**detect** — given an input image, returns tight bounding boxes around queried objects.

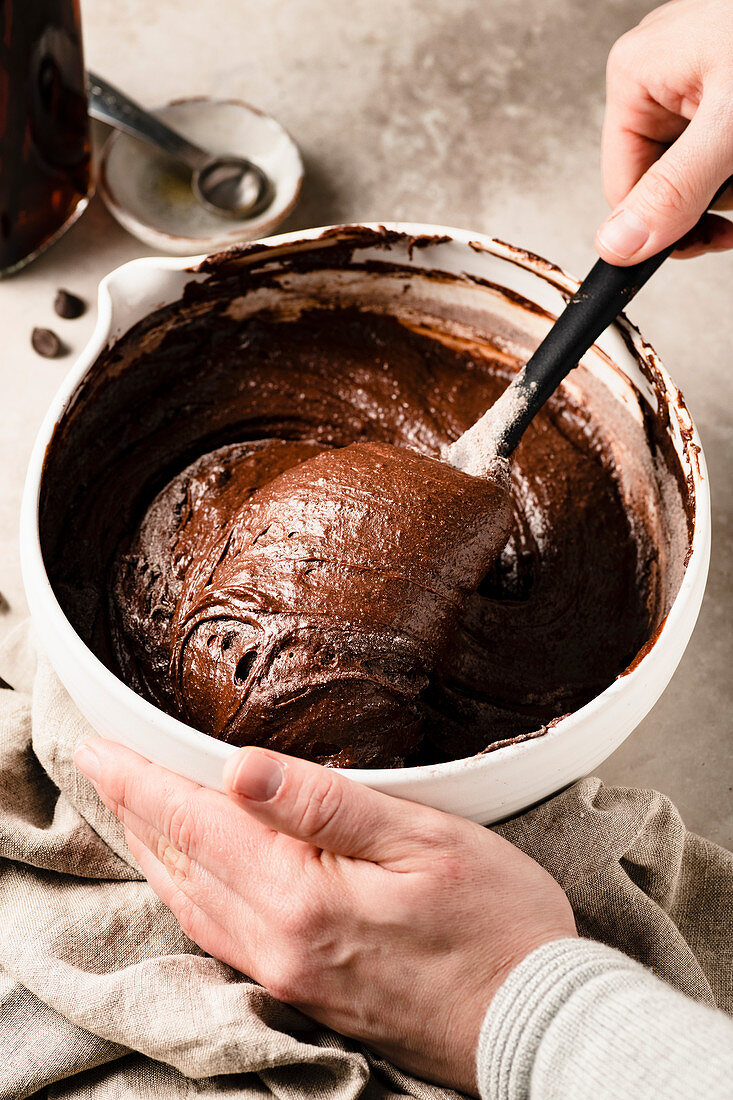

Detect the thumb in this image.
[222,746,432,863]
[596,95,733,265]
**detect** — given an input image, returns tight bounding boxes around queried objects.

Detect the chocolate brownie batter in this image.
[41,280,684,769]
[112,439,511,767]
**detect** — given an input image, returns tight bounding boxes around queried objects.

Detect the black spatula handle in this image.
[493,178,731,459]
[493,249,671,457]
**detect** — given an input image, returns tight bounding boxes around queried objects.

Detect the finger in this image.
[598,89,686,207]
[74,738,285,895]
[124,826,249,969]
[596,94,733,264]
[222,746,446,865]
[95,778,255,937]
[601,31,692,209]
[602,125,666,211]
[126,823,351,1008]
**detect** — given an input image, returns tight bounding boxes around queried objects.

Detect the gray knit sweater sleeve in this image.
[476,938,733,1100]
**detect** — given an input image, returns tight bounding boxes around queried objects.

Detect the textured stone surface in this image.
[0,0,730,843]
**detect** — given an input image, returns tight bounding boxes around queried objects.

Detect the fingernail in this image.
[597,208,649,259]
[232,750,284,801]
[74,743,101,783]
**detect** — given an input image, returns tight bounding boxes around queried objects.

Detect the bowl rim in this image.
[19,221,711,785]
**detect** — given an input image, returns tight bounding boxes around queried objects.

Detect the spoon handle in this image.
[443,245,675,474]
[489,178,732,460]
[87,71,209,171]
[491,247,673,458]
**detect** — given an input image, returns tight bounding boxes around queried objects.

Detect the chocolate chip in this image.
[0,590,8,614]
[54,288,85,319]
[31,327,65,358]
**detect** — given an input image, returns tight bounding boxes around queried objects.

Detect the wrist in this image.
[447,928,580,1096]
[475,938,640,1100]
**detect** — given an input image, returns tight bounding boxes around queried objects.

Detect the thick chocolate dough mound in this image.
[112,440,511,768]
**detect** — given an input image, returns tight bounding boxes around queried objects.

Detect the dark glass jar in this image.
[0,0,92,276]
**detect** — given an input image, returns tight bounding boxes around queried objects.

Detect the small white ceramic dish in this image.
[20,225,711,824]
[97,97,303,254]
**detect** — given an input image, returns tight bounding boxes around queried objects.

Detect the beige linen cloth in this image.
[1,620,731,1100]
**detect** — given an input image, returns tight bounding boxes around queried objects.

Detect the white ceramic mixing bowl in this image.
[20,224,710,823]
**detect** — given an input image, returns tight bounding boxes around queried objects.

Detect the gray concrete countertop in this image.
[1,0,730,845]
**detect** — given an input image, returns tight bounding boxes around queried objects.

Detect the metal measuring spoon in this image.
[87,72,273,220]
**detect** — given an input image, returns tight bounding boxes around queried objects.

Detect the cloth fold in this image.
[0,620,730,1100]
